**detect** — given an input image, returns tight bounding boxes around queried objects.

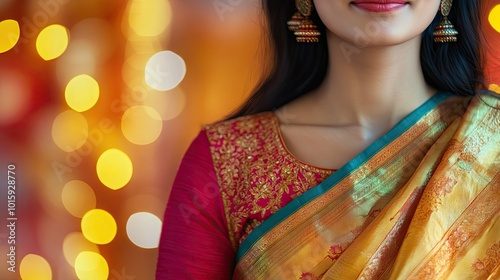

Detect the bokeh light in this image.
[489,5,500,33]
[63,232,100,267]
[56,18,116,86]
[65,74,100,112]
[19,254,52,280]
[122,54,152,89]
[71,18,116,62]
[122,105,163,145]
[56,39,97,86]
[52,110,89,152]
[1,1,498,279]
[126,212,162,249]
[75,251,109,280]
[0,19,20,53]
[127,0,172,36]
[96,149,133,190]
[61,180,97,218]
[36,24,69,61]
[489,84,500,94]
[81,209,117,245]
[144,88,186,121]
[0,70,30,125]
[145,51,186,91]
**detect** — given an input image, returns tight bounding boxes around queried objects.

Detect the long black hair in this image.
[231,0,485,118]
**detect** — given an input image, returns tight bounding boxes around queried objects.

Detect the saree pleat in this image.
[233,93,500,280]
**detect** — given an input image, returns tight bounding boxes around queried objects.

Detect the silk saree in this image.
[226,93,500,279]
[156,92,499,279]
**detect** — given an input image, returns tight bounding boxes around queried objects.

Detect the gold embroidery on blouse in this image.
[205,112,334,251]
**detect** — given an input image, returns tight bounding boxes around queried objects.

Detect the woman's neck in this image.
[304,33,436,136]
[276,33,439,169]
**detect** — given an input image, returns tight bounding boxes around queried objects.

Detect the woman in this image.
[157,0,499,279]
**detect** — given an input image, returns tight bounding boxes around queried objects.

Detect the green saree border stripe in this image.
[236,92,452,261]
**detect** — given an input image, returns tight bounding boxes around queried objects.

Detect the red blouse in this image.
[156,131,235,279]
[156,113,334,279]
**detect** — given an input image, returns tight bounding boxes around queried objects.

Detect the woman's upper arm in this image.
[156,131,235,279]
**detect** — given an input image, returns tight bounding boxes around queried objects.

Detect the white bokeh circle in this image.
[126,212,162,249]
[145,51,186,91]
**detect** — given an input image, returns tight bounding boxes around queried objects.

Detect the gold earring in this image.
[433,0,458,43]
[287,12,304,32]
[287,0,320,43]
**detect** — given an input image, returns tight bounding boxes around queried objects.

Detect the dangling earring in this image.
[433,0,458,43]
[287,12,304,32]
[287,0,320,43]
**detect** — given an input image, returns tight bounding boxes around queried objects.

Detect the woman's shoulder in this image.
[204,111,278,144]
[204,112,276,134]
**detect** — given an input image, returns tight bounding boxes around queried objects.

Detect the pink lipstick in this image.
[351,0,408,12]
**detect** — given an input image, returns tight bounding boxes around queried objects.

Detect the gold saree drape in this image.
[234,94,500,280]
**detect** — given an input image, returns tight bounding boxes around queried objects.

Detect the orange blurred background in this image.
[0,0,498,279]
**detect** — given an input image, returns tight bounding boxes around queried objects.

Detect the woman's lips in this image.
[351,1,408,12]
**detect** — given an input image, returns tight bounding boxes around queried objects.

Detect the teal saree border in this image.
[236,92,452,261]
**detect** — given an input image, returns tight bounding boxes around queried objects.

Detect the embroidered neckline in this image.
[205,112,334,251]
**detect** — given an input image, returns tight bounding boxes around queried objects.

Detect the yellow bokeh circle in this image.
[96,149,133,190]
[128,0,172,36]
[122,105,163,145]
[19,254,52,280]
[61,180,97,218]
[144,88,186,121]
[0,19,20,53]
[63,232,100,267]
[75,251,109,280]
[489,84,500,95]
[65,74,100,112]
[489,5,500,33]
[52,110,88,152]
[36,24,69,61]
[81,209,117,245]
